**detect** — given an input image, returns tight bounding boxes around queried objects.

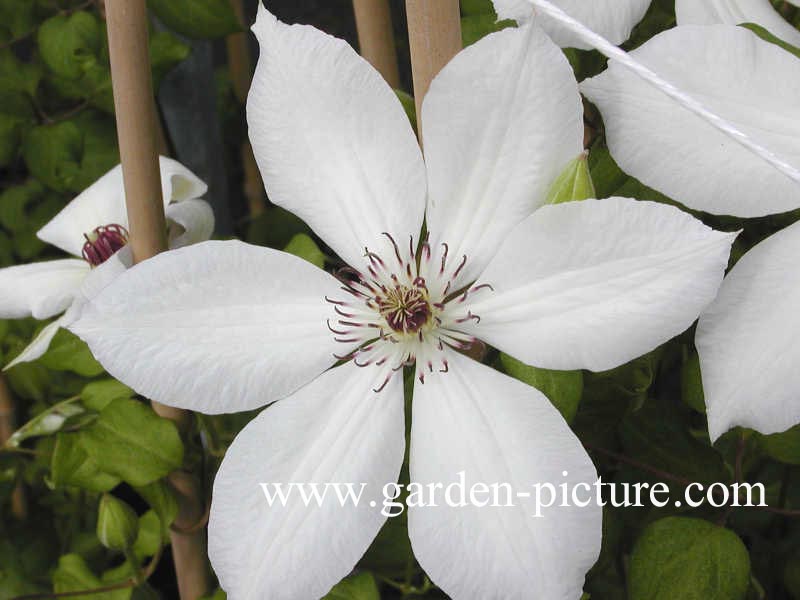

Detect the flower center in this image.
[326,233,493,391]
[82,224,129,267]
[377,283,432,334]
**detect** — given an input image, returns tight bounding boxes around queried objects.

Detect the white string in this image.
[526,0,800,186]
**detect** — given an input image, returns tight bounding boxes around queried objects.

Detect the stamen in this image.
[81,224,129,267]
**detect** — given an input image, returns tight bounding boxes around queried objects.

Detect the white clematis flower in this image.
[582,24,800,218]
[71,9,735,600]
[675,0,800,47]
[0,156,211,369]
[492,0,652,49]
[578,16,800,441]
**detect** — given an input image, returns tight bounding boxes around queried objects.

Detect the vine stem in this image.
[104,2,209,598]
[404,0,462,142]
[353,0,401,88]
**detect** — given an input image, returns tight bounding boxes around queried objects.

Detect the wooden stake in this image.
[353,0,401,88]
[226,0,266,217]
[0,375,26,520]
[105,2,209,598]
[405,0,462,139]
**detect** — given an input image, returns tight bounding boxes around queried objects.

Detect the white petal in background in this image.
[676,0,800,47]
[248,6,426,271]
[210,362,405,600]
[463,198,735,372]
[492,0,652,49]
[697,220,800,441]
[409,351,600,600]
[582,25,800,218]
[0,259,88,320]
[165,198,215,249]
[70,240,344,414]
[37,157,207,257]
[422,24,582,290]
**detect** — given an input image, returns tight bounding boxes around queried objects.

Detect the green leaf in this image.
[546,152,596,204]
[38,12,102,80]
[629,517,750,600]
[4,359,50,401]
[150,31,191,88]
[461,0,496,15]
[148,0,241,39]
[0,0,37,41]
[740,23,800,60]
[681,352,705,413]
[82,398,184,486]
[0,49,42,97]
[70,110,120,191]
[588,147,629,199]
[758,424,800,465]
[134,480,179,532]
[0,180,44,232]
[324,572,380,600]
[395,89,417,134]
[7,397,86,447]
[22,121,83,192]
[500,353,583,423]
[51,432,120,492]
[53,553,130,600]
[461,14,514,47]
[132,510,164,559]
[39,329,104,377]
[81,379,135,412]
[0,91,34,167]
[284,233,326,269]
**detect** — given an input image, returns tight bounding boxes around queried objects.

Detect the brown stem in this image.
[353,0,401,88]
[0,375,26,520]
[226,0,266,217]
[405,0,462,142]
[105,2,209,598]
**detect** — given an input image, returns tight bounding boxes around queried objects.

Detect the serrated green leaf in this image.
[51,432,120,492]
[38,12,102,80]
[22,121,83,192]
[500,353,583,423]
[284,233,326,269]
[82,398,183,486]
[324,572,380,600]
[148,0,241,39]
[629,517,750,600]
[39,329,104,377]
[546,152,596,204]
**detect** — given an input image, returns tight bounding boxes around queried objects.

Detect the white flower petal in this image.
[462,198,735,372]
[493,0,652,49]
[248,6,426,270]
[676,0,800,47]
[210,362,405,600]
[70,240,344,414]
[37,157,207,256]
[422,24,582,287]
[697,220,800,441]
[0,259,88,319]
[165,198,215,249]
[4,313,69,370]
[409,350,600,600]
[581,25,800,218]
[78,246,133,304]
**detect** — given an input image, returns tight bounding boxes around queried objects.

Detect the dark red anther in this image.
[81,224,129,267]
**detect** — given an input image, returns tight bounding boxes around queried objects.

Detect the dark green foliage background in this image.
[2,1,800,599]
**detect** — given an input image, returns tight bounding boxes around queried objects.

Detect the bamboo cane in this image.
[353,0,401,88]
[105,2,209,598]
[405,0,462,140]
